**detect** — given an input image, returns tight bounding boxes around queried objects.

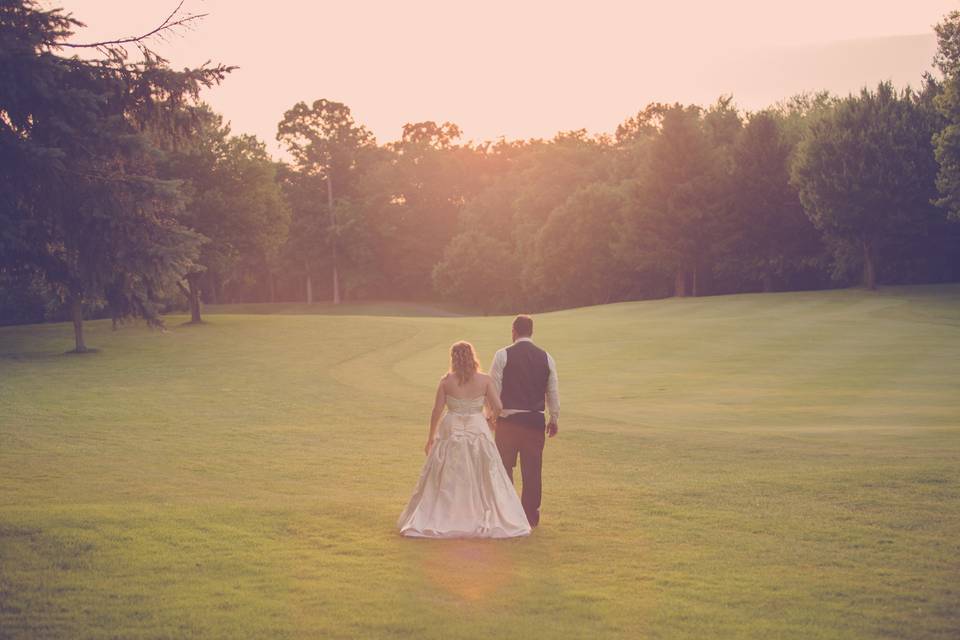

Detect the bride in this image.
[397,341,532,538]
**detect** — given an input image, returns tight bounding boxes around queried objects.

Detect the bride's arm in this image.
[425,379,446,455]
[484,376,503,430]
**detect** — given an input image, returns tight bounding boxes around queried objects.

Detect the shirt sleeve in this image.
[489,349,506,398]
[546,352,560,422]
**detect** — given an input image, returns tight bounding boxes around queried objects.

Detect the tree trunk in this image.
[691,263,699,297]
[187,276,202,323]
[328,175,341,305]
[674,268,687,297]
[762,273,774,293]
[332,264,340,304]
[763,245,775,293]
[862,238,877,290]
[306,271,314,304]
[69,292,87,353]
[268,271,276,303]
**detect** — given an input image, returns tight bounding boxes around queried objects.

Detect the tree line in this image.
[3,1,960,351]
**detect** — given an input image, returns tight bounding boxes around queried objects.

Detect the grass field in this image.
[1,285,959,639]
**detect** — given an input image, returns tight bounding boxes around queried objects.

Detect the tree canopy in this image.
[3,2,960,336]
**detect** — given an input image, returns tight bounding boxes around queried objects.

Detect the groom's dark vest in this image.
[501,340,550,428]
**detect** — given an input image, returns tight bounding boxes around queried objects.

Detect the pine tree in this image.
[0,1,230,351]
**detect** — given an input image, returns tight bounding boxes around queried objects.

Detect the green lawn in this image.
[1,285,959,639]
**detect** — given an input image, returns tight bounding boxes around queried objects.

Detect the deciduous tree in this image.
[276,99,375,303]
[791,83,942,290]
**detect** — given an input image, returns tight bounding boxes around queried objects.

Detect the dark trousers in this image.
[495,415,546,527]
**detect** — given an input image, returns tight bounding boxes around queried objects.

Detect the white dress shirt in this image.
[489,337,560,423]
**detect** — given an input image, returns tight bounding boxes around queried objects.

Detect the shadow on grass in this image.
[201,301,473,318]
[177,320,210,328]
[63,347,101,355]
[0,350,67,361]
[0,347,103,360]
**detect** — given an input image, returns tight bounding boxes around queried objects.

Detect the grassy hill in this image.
[1,285,958,639]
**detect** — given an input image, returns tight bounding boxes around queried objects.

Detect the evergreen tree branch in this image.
[51,1,207,50]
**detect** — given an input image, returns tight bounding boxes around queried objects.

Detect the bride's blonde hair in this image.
[449,341,480,385]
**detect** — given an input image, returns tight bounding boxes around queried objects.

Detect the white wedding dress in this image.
[397,395,532,538]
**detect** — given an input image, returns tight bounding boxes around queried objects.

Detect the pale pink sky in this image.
[53,1,953,156]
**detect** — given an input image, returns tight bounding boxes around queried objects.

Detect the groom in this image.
[488,315,560,528]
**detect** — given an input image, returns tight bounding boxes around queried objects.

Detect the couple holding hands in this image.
[398,314,560,538]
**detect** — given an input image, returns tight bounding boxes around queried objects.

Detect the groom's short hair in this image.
[513,314,533,337]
